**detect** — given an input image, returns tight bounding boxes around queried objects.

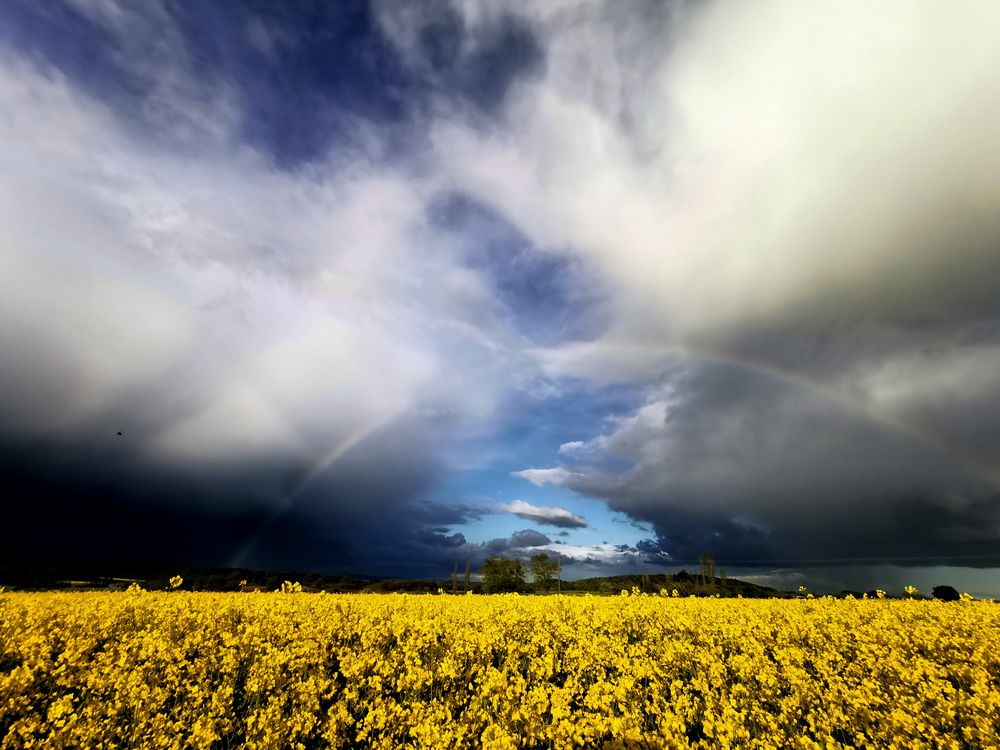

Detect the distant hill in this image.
[561,570,789,598]
[0,562,385,593]
[1,562,788,596]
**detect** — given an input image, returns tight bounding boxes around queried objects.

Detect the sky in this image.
[2,0,1000,595]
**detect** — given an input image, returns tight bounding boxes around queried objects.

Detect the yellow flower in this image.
[4,580,998,748]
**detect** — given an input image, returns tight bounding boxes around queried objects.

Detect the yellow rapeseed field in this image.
[1,590,998,749]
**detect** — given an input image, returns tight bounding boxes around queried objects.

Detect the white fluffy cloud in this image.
[431,1,1000,345]
[425,1,1000,438]
[0,49,529,482]
[512,468,574,488]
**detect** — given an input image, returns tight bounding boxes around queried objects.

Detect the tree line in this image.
[480,553,561,593]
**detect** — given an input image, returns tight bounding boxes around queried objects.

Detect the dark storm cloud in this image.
[0,413,566,580]
[0,432,288,570]
[406,502,492,532]
[484,529,552,553]
[5,0,1000,585]
[527,361,1000,567]
[0,414,451,572]
[414,528,467,549]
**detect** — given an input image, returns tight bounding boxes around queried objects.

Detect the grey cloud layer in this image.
[418,1,1000,563]
[499,499,587,528]
[524,363,1000,564]
[4,0,1000,574]
[0,29,554,458]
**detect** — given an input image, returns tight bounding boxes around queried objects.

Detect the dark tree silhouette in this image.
[932,585,960,602]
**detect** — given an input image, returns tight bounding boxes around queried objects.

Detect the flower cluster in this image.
[1,592,997,748]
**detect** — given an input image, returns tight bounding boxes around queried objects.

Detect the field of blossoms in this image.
[2,590,999,749]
